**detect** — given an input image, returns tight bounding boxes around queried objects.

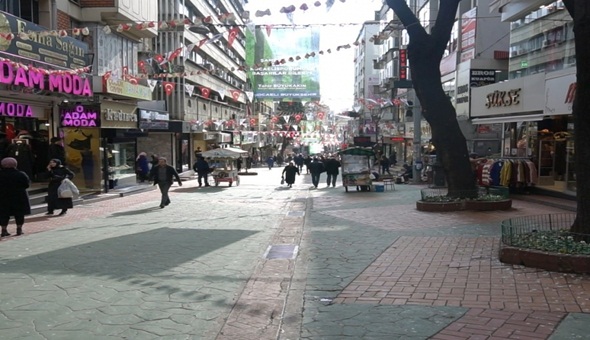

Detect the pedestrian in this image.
[48,137,66,165]
[0,157,30,237]
[149,157,182,208]
[304,155,312,174]
[266,156,275,170]
[46,159,75,216]
[281,161,299,188]
[294,154,304,172]
[193,156,211,187]
[389,151,397,166]
[135,152,150,183]
[324,155,341,187]
[308,157,325,188]
[237,156,243,172]
[150,154,159,169]
[380,155,391,175]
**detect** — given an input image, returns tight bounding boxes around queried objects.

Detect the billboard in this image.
[246,26,320,99]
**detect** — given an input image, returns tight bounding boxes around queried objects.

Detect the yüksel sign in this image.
[0,10,89,69]
[0,61,93,96]
[97,77,153,101]
[0,101,45,118]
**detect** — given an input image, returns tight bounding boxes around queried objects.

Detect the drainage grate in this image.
[264,244,299,259]
[286,211,305,217]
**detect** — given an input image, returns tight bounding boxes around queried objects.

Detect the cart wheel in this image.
[345,186,349,192]
[229,181,232,187]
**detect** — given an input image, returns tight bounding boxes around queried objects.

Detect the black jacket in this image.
[149,165,182,185]
[324,159,341,175]
[308,161,325,174]
[0,168,30,216]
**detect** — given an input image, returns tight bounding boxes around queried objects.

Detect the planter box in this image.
[465,199,512,211]
[416,199,512,212]
[500,244,590,274]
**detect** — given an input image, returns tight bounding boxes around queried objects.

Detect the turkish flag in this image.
[162,81,175,96]
[229,89,241,101]
[200,86,211,99]
[167,47,183,62]
[227,27,239,48]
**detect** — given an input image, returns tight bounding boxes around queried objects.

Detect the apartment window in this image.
[1,0,39,24]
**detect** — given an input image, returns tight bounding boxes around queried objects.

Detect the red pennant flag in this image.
[167,47,183,62]
[197,38,208,48]
[265,25,273,36]
[227,27,240,48]
[154,54,165,64]
[229,89,241,101]
[200,86,211,99]
[162,81,175,96]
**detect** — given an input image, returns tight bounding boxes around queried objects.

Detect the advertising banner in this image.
[61,128,101,190]
[246,26,320,99]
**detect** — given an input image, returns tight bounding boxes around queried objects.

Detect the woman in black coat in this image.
[282,162,300,188]
[46,159,75,216]
[0,157,30,237]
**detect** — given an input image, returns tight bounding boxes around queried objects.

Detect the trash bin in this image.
[375,184,384,192]
[432,163,445,187]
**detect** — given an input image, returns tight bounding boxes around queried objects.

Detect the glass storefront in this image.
[104,140,137,188]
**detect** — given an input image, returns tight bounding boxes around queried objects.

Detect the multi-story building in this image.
[146,0,249,172]
[471,0,575,195]
[0,0,157,192]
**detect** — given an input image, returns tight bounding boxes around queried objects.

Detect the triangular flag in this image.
[229,89,241,101]
[214,120,224,127]
[265,25,273,37]
[162,81,175,96]
[184,84,195,95]
[167,47,183,62]
[200,86,211,99]
[326,0,335,11]
[245,91,254,102]
[227,27,240,48]
[185,44,195,55]
[239,119,246,126]
[353,104,362,112]
[197,38,208,48]
[147,79,158,91]
[217,87,226,100]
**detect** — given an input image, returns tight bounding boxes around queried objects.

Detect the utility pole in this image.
[412,103,422,184]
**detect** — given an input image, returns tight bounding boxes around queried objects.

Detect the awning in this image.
[471,114,546,124]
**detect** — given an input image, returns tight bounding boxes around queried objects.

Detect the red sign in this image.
[399,49,407,80]
[390,137,404,142]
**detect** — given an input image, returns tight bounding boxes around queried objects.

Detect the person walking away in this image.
[150,157,182,208]
[46,159,74,216]
[308,157,325,188]
[135,152,150,183]
[0,157,30,237]
[389,151,397,167]
[150,154,159,169]
[304,155,312,174]
[48,137,66,165]
[281,161,299,188]
[380,155,391,175]
[193,156,211,187]
[294,154,304,172]
[266,156,275,170]
[237,156,243,172]
[324,155,341,187]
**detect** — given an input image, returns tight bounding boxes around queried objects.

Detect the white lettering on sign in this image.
[104,109,138,122]
[485,89,521,108]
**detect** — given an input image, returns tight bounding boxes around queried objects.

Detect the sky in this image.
[244,0,383,113]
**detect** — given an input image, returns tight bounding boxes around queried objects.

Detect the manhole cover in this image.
[264,244,298,259]
[287,211,305,217]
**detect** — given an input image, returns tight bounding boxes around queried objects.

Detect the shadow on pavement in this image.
[107,207,162,217]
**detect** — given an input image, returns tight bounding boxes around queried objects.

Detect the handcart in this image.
[200,147,248,187]
[337,147,375,192]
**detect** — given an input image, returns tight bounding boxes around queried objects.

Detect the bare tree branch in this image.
[431,0,463,56]
[385,0,428,39]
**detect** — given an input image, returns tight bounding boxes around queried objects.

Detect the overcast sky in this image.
[244,0,383,113]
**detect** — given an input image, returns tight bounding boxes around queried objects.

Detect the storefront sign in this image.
[0,61,92,96]
[139,109,169,121]
[61,105,100,127]
[399,49,407,80]
[103,109,137,122]
[100,78,152,100]
[139,121,169,130]
[100,102,138,129]
[485,88,521,108]
[0,11,89,69]
[0,101,43,118]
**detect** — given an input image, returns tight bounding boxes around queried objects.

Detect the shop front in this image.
[0,10,93,182]
[471,72,574,194]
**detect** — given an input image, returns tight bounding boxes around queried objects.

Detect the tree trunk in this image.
[564,0,590,234]
[387,0,477,198]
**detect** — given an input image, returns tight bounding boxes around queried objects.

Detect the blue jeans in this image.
[311,173,321,187]
[157,182,172,206]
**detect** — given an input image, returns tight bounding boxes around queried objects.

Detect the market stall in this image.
[200,147,248,187]
[337,147,375,192]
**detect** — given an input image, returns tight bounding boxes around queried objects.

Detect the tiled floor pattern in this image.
[333,236,590,339]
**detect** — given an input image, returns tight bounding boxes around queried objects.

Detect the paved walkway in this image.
[0,168,588,339]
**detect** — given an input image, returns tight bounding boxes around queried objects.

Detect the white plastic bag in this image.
[58,178,79,198]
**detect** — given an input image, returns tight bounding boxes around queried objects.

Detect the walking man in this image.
[324,155,341,187]
[308,157,325,188]
[149,157,182,208]
[193,156,211,187]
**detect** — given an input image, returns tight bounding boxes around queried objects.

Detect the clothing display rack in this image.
[475,157,538,188]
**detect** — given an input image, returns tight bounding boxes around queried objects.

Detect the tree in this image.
[562,1,590,233]
[386,0,477,197]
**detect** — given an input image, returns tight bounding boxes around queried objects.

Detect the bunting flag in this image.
[167,47,184,62]
[147,79,158,92]
[214,120,224,128]
[154,54,165,65]
[227,26,240,48]
[245,91,254,102]
[265,25,273,37]
[197,38,208,48]
[217,87,226,100]
[200,86,211,99]
[184,84,195,95]
[229,89,241,101]
[162,81,175,96]
[239,119,246,126]
[326,0,335,11]
[185,43,196,55]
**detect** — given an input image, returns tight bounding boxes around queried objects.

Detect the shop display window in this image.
[106,142,136,182]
